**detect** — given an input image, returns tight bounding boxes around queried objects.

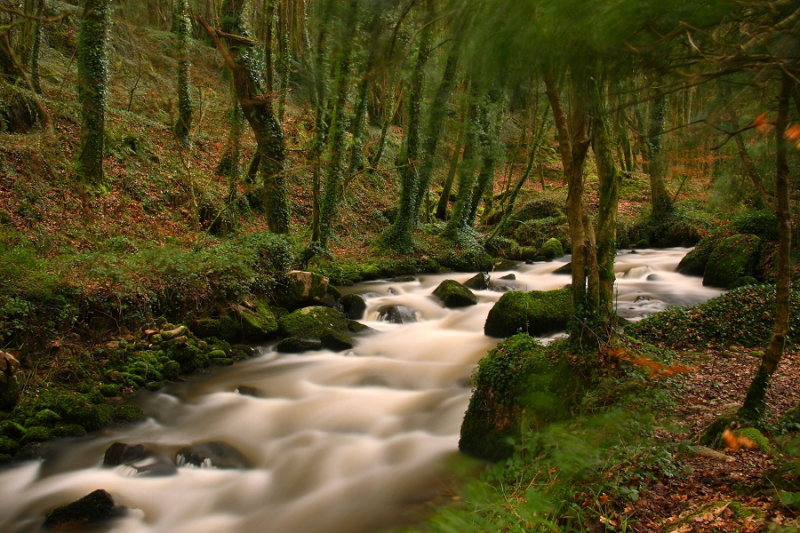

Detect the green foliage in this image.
[629,284,798,349]
[733,210,778,241]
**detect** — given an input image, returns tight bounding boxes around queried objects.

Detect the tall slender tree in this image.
[76,0,111,187]
[173,0,193,147]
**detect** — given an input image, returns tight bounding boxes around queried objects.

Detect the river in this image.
[0,248,722,533]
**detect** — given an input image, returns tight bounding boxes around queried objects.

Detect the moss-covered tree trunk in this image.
[467,93,502,227]
[201,0,290,234]
[77,0,111,188]
[591,77,621,323]
[444,93,480,241]
[173,0,193,147]
[384,0,434,251]
[545,73,592,338]
[739,73,794,424]
[412,33,462,224]
[317,0,359,251]
[644,88,673,220]
[435,111,467,221]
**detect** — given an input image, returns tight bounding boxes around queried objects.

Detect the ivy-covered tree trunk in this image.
[467,94,502,227]
[30,0,45,94]
[77,0,111,188]
[435,117,466,221]
[644,88,673,220]
[384,0,434,252]
[201,0,290,233]
[739,73,794,424]
[591,77,622,323]
[317,0,359,251]
[444,94,480,241]
[173,0,193,147]
[411,33,462,224]
[545,73,592,340]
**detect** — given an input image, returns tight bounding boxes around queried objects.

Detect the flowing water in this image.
[0,248,722,533]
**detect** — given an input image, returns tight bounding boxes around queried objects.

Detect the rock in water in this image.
[463,273,490,291]
[340,294,367,320]
[377,305,418,324]
[176,441,251,469]
[432,280,478,308]
[484,289,572,338]
[43,489,119,529]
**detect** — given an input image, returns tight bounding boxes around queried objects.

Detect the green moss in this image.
[23,425,52,443]
[432,280,478,308]
[484,289,572,338]
[279,306,350,339]
[539,238,564,260]
[735,427,775,455]
[52,424,87,438]
[113,404,144,423]
[0,435,19,454]
[33,409,61,426]
[459,334,570,461]
[703,234,761,288]
[677,233,723,277]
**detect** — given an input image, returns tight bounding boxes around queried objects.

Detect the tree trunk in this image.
[645,88,673,220]
[435,116,466,221]
[317,0,360,250]
[385,0,434,252]
[545,73,592,338]
[444,93,480,241]
[77,0,111,188]
[739,73,794,424]
[201,0,290,233]
[591,77,621,323]
[173,0,193,147]
[411,30,462,224]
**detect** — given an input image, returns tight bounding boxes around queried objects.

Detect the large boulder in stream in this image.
[464,273,490,291]
[43,489,121,529]
[433,280,478,308]
[703,234,761,289]
[484,289,572,338]
[677,235,722,277]
[278,306,365,352]
[460,335,570,462]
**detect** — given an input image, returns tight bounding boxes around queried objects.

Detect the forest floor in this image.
[622,347,800,532]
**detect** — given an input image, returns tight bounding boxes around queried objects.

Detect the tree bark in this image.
[173,0,193,147]
[77,0,110,188]
[739,73,794,424]
[200,0,290,233]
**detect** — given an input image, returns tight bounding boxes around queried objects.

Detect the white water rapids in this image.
[0,249,722,533]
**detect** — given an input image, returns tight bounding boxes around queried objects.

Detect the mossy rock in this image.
[34,409,62,426]
[113,404,144,423]
[484,289,572,338]
[459,335,568,462]
[276,337,324,353]
[464,273,490,291]
[43,489,119,529]
[279,306,349,338]
[278,307,357,352]
[0,435,19,454]
[234,301,279,341]
[340,294,367,320]
[703,234,761,288]
[432,280,478,308]
[275,271,331,310]
[52,424,87,438]
[0,420,25,439]
[22,426,51,443]
[677,234,723,277]
[539,238,564,260]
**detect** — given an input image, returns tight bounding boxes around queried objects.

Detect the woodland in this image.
[0,0,800,531]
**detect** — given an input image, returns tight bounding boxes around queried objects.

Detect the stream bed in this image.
[0,249,723,533]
